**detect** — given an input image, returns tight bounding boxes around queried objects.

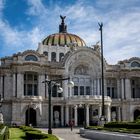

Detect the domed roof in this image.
[42,33,86,47]
[42,16,86,47]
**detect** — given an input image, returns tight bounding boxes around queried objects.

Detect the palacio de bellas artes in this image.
[0,16,140,127]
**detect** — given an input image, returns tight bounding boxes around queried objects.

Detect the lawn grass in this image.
[9,128,26,140]
[9,127,59,140]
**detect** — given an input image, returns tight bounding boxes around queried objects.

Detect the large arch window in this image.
[51,52,56,62]
[24,73,38,96]
[131,61,140,67]
[59,53,64,61]
[25,55,38,61]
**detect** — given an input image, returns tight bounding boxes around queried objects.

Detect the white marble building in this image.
[0,16,140,127]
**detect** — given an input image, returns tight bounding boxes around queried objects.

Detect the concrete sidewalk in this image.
[40,128,90,140]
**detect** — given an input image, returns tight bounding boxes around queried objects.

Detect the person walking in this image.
[69,120,74,131]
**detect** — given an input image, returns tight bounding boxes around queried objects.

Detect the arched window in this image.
[131,61,140,67]
[24,73,38,96]
[43,51,48,56]
[51,52,56,62]
[59,53,64,61]
[25,55,38,61]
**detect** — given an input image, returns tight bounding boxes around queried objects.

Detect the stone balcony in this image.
[21,95,43,101]
[65,95,112,104]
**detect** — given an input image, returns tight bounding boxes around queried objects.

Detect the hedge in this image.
[20,126,50,139]
[19,126,41,133]
[26,131,48,139]
[104,122,140,129]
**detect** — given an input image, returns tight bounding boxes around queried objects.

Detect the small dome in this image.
[42,15,86,47]
[42,33,86,47]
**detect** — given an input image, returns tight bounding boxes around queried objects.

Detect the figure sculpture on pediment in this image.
[74,65,88,75]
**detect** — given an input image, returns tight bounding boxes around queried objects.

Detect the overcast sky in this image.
[0,0,140,64]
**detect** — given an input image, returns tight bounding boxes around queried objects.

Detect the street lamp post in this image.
[42,77,74,134]
[98,22,105,120]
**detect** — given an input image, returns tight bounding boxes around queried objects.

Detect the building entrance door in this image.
[134,109,140,120]
[78,108,84,126]
[26,108,37,126]
[53,106,61,127]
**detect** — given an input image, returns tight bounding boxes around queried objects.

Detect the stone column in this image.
[121,79,124,99]
[74,105,78,126]
[117,106,121,121]
[91,79,94,95]
[125,79,131,99]
[94,79,97,95]
[38,74,45,97]
[12,74,16,97]
[48,51,51,61]
[61,105,64,126]
[107,105,111,122]
[63,81,68,98]
[86,105,89,126]
[97,79,100,95]
[98,105,102,118]
[17,73,24,98]
[104,79,107,96]
[56,51,59,62]
[65,105,69,125]
[117,79,121,98]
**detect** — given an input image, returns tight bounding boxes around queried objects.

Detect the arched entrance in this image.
[25,108,37,126]
[78,108,85,126]
[134,109,140,120]
[53,106,61,127]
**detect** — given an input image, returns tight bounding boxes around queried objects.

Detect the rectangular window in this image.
[27,84,32,95]
[24,84,26,95]
[24,73,38,96]
[34,75,38,81]
[74,86,78,95]
[132,88,135,98]
[112,87,115,98]
[34,84,38,96]
[27,74,33,81]
[86,86,90,95]
[107,87,110,96]
[52,85,57,97]
[80,86,84,95]
[132,80,135,85]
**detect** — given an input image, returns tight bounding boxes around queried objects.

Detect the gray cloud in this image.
[0,0,140,64]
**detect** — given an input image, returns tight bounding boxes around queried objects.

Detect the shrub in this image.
[104,122,140,129]
[104,122,128,128]
[19,125,41,133]
[26,131,48,139]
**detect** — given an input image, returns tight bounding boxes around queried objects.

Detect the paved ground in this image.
[40,128,91,140]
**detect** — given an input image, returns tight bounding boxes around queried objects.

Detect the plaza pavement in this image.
[39,128,91,140]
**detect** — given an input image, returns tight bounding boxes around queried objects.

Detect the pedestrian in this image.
[69,120,73,131]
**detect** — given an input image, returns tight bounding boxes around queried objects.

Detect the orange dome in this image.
[42,33,86,47]
[42,15,86,47]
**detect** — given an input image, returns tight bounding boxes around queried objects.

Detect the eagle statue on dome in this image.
[60,15,66,23]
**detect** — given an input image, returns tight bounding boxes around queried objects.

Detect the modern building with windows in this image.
[0,16,140,127]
